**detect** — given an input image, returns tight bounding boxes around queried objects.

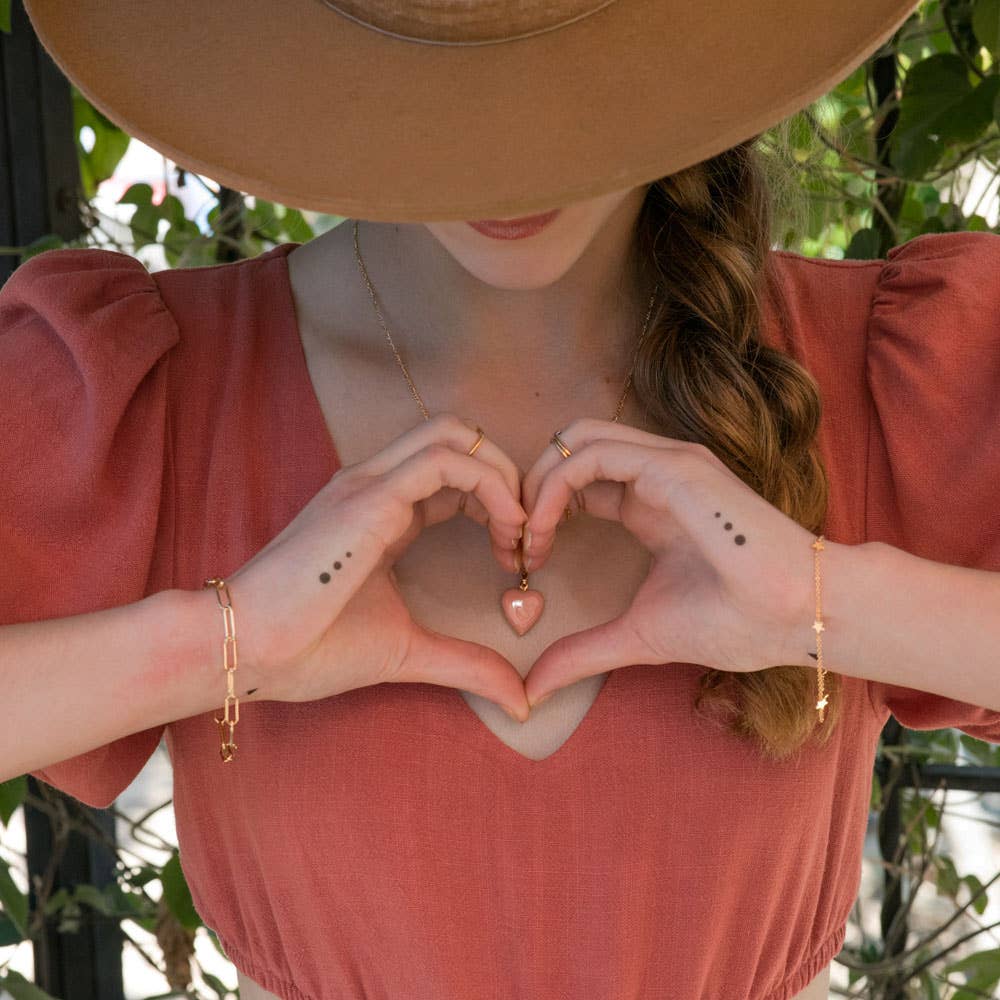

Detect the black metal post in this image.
[24,779,125,1000]
[0,0,84,285]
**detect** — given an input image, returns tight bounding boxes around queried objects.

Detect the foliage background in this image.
[3,0,1000,997]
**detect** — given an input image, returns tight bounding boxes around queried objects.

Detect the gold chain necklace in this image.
[351,218,660,635]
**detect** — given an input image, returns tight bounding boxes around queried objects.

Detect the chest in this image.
[296,304,660,760]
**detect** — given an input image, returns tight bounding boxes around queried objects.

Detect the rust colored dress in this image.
[4,231,1000,1000]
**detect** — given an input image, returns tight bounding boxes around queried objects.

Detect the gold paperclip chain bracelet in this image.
[203,577,240,761]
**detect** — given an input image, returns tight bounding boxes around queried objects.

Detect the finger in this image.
[521,417,683,515]
[354,412,523,506]
[524,440,670,557]
[492,534,522,576]
[523,614,650,708]
[439,490,523,574]
[397,622,530,722]
[378,442,528,550]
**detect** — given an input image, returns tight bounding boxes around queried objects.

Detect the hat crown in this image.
[317,0,618,44]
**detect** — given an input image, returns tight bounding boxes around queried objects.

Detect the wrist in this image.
[150,586,270,720]
[779,538,884,673]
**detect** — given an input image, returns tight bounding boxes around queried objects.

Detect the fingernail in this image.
[524,526,533,550]
[502,706,527,724]
[530,691,554,709]
[524,555,533,572]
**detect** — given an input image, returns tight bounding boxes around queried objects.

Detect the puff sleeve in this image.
[0,247,180,807]
[865,231,1000,742]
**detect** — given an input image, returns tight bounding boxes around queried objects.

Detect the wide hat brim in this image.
[25,0,920,223]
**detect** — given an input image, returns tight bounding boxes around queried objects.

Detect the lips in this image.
[466,209,561,240]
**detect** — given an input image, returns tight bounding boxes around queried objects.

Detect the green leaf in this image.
[246,199,285,241]
[917,967,942,1000]
[122,863,161,889]
[160,852,201,931]
[73,883,115,917]
[835,63,868,102]
[845,227,881,259]
[935,854,960,898]
[870,771,882,812]
[201,971,231,999]
[836,106,873,163]
[130,205,164,250]
[943,946,1000,993]
[0,775,26,826]
[118,182,155,207]
[920,215,947,234]
[55,898,82,935]
[19,234,67,262]
[962,873,989,916]
[311,213,348,236]
[0,857,28,937]
[0,970,60,1000]
[0,910,24,946]
[42,887,71,916]
[0,0,11,34]
[132,913,158,935]
[281,207,315,244]
[972,0,1000,57]
[891,53,995,177]
[159,194,188,229]
[162,217,203,267]
[914,183,941,217]
[73,91,131,198]
[960,732,1000,765]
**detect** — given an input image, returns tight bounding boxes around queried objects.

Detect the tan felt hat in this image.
[24,0,921,223]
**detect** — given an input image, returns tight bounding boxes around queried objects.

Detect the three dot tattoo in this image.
[242,550,356,697]
[714,511,745,545]
[319,550,353,584]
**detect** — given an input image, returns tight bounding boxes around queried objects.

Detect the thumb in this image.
[524,615,645,708]
[396,623,530,723]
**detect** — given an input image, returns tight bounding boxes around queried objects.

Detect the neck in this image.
[349,188,657,390]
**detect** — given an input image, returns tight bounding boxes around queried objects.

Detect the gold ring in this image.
[467,426,486,456]
[551,430,572,459]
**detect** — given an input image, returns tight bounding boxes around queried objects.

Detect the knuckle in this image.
[422,441,453,464]
[691,440,726,471]
[432,412,471,439]
[559,415,589,438]
[429,412,456,431]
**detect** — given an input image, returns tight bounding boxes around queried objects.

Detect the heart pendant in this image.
[501,586,545,636]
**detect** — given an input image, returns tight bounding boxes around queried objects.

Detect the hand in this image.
[226,414,532,721]
[518,418,817,708]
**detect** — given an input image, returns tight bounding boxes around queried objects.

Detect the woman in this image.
[5,1,1000,998]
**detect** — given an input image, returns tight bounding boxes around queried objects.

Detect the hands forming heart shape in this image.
[234,411,834,723]
[492,415,825,713]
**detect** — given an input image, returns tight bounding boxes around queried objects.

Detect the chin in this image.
[432,226,585,291]
[459,256,580,291]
